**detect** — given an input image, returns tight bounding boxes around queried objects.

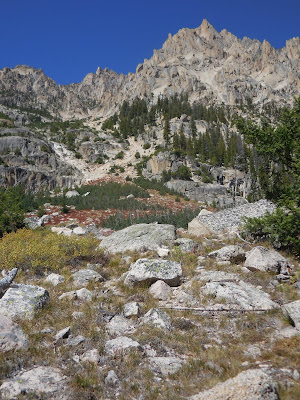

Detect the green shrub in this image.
[95,156,104,164]
[173,165,192,180]
[242,205,300,254]
[114,151,124,160]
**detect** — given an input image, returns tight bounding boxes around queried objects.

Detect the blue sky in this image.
[0,0,299,85]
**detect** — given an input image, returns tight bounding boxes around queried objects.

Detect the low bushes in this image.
[0,229,102,275]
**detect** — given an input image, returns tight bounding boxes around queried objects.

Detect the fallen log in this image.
[160,306,268,312]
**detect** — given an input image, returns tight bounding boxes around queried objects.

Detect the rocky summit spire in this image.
[198,19,220,40]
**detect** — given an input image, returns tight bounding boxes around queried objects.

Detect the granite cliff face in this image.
[0,20,299,119]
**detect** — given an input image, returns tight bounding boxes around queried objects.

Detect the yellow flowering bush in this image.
[0,228,102,274]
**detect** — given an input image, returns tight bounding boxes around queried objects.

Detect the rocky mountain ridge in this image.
[0,19,299,120]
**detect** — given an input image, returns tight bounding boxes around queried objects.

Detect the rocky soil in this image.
[0,203,299,399]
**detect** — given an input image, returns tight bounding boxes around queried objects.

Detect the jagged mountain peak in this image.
[0,21,299,119]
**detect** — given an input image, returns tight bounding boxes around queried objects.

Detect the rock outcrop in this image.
[99,223,176,254]
[189,368,279,400]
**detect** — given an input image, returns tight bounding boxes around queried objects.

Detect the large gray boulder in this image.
[208,245,246,263]
[0,366,68,400]
[282,300,300,329]
[0,284,49,319]
[244,246,291,274]
[203,280,278,310]
[124,258,182,287]
[189,200,276,235]
[0,314,28,352]
[99,223,176,254]
[189,368,279,400]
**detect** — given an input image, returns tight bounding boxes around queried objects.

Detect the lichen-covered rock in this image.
[98,223,176,254]
[0,366,68,400]
[124,258,182,287]
[141,308,171,330]
[282,300,300,329]
[190,200,276,234]
[174,238,198,253]
[0,314,28,352]
[203,280,278,310]
[189,368,279,400]
[0,284,49,319]
[244,246,291,274]
[208,245,246,263]
[105,336,143,355]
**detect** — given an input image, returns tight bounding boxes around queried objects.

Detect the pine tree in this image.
[163,115,171,146]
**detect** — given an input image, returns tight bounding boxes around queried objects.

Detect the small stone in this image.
[81,349,100,363]
[72,269,104,287]
[65,190,80,198]
[45,273,65,286]
[66,335,85,346]
[72,311,85,319]
[106,315,135,336]
[148,356,184,375]
[41,328,53,334]
[105,370,119,387]
[123,302,141,317]
[149,280,172,300]
[293,369,300,381]
[105,336,142,355]
[76,288,93,302]
[87,263,102,272]
[157,247,170,257]
[141,308,171,330]
[174,238,198,253]
[54,326,71,343]
[59,291,77,300]
[73,226,86,235]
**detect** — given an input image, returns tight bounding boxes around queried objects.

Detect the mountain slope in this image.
[0,20,299,120]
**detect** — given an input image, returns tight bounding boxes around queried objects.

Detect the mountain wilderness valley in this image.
[0,19,299,400]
